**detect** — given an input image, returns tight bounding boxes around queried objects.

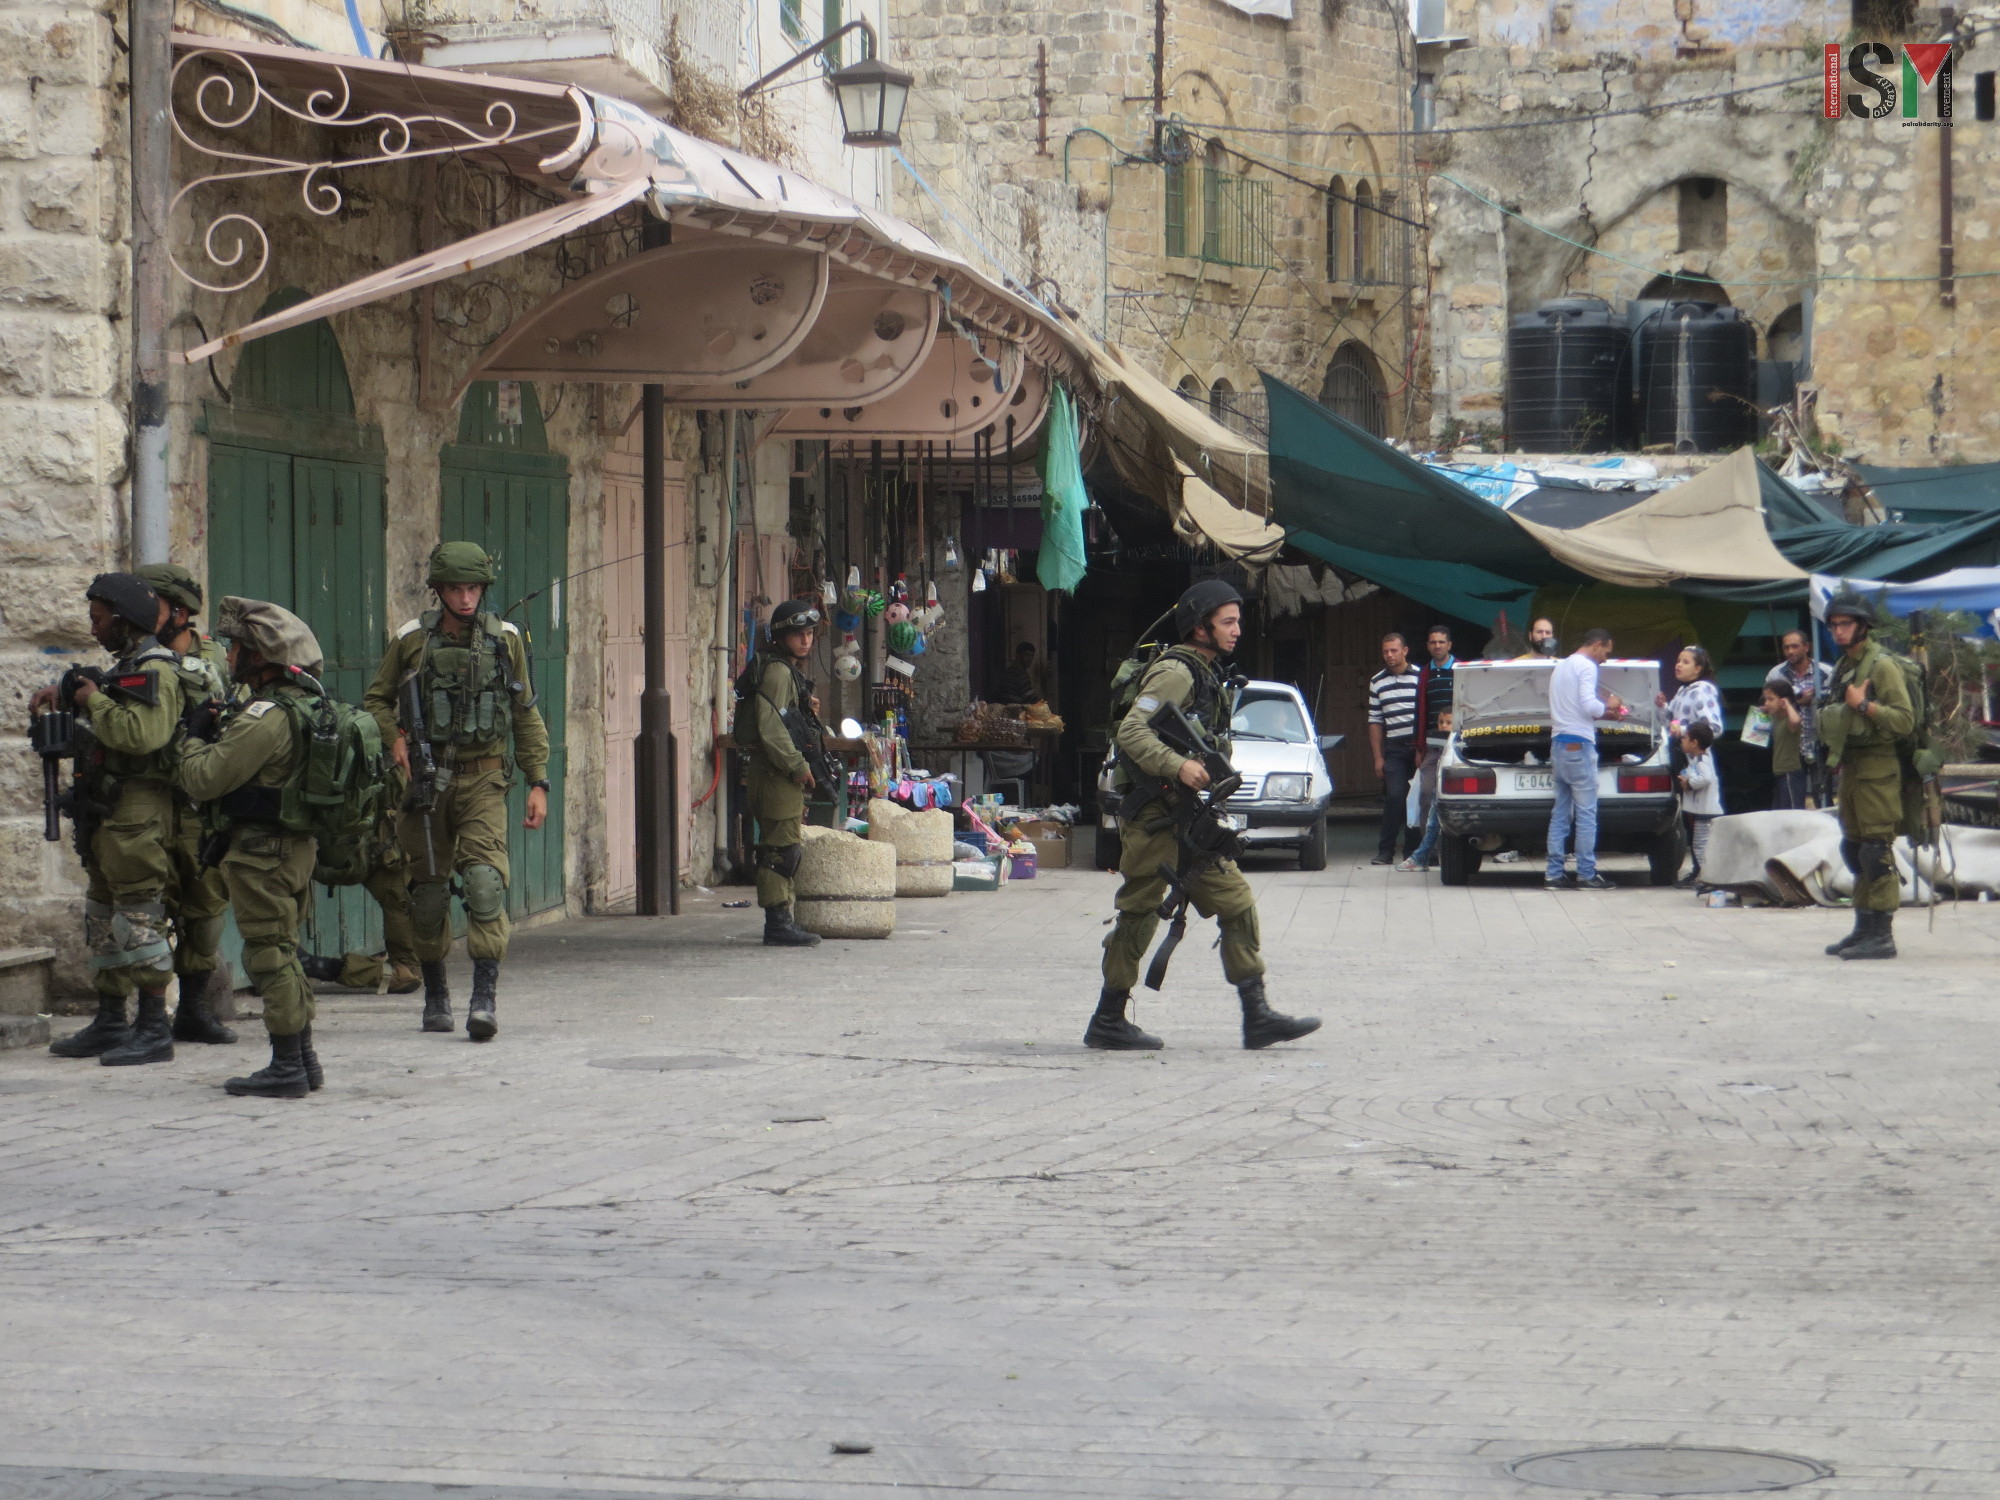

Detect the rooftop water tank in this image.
[1506,297,1624,453]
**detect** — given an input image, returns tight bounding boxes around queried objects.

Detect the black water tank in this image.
[1507,297,1624,452]
[1636,301,1756,453]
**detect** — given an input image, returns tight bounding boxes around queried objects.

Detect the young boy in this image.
[1677,720,1723,888]
[1398,709,1454,872]
[1762,679,1807,810]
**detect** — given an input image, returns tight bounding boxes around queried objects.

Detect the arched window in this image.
[1177,374,1204,404]
[1768,303,1807,368]
[1320,340,1387,437]
[1201,138,1228,262]
[1210,377,1235,426]
[1326,176,1347,281]
[1637,269,1731,306]
[1351,180,1376,284]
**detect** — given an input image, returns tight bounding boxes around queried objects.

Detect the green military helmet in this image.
[215,595,324,672]
[86,572,165,635]
[136,562,203,613]
[427,540,499,587]
[1824,594,1879,630]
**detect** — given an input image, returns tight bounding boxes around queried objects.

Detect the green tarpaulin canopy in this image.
[1855,461,2000,525]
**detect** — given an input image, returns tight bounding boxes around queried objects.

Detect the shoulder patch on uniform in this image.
[1134,695,1161,714]
[395,618,422,639]
[243,700,276,718]
[499,619,521,635]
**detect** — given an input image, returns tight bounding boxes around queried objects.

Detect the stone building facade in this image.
[1425,0,2000,464]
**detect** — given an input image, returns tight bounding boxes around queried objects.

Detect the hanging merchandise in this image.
[863,589,887,618]
[971,568,987,593]
[833,631,863,681]
[944,535,961,571]
[888,620,920,654]
[1038,384,1090,594]
[821,578,838,607]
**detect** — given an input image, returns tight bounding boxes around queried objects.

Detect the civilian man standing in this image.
[1766,629,1829,804]
[1367,633,1421,865]
[1546,628,1624,891]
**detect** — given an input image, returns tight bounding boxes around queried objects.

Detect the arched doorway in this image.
[205,287,388,955]
[439,380,571,920]
[1637,269,1732,306]
[1321,341,1388,437]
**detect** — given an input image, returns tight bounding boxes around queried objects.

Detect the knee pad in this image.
[1858,839,1897,885]
[409,879,453,935]
[96,901,173,975]
[756,844,803,880]
[84,899,115,956]
[242,939,296,982]
[1220,906,1260,951]
[461,863,508,922]
[1839,838,1861,875]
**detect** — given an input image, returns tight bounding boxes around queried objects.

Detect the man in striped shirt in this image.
[1368,633,1422,864]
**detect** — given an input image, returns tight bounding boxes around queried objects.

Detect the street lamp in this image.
[741,19,915,150]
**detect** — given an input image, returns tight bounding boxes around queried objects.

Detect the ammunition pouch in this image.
[219,783,286,825]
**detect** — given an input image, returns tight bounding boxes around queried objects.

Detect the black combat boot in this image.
[466,959,499,1042]
[1083,987,1162,1050]
[297,1023,324,1091]
[223,1033,310,1099]
[420,960,453,1033]
[1238,978,1321,1050]
[300,954,346,982]
[1825,906,1869,955]
[48,995,130,1058]
[1841,909,1898,960]
[100,990,176,1067]
[171,971,238,1045]
[763,903,821,947]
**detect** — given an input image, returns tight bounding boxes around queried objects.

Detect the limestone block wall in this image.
[0,0,126,981]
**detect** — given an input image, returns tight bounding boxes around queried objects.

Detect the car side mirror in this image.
[1317,734,1344,753]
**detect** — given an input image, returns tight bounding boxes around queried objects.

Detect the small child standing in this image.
[1761,679,1807,809]
[1677,720,1724,888]
[1399,709,1454,872]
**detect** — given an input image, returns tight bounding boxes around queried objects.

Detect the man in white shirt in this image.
[1546,628,1625,891]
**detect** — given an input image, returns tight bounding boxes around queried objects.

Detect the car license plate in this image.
[1517,771,1554,792]
[1220,813,1248,831]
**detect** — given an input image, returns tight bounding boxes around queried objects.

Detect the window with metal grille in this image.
[1164,162,1188,258]
[1164,152,1272,268]
[1325,176,1346,281]
[1321,340,1388,438]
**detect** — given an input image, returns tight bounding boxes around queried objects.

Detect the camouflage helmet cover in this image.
[427,540,499,586]
[136,562,203,612]
[215,595,324,671]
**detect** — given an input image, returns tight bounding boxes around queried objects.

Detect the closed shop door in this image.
[439,381,570,919]
[203,292,387,957]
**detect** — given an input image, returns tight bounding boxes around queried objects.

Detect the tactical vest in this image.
[416,611,520,749]
[83,639,188,789]
[1109,647,1236,799]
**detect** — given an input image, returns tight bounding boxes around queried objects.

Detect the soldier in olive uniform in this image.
[362,542,550,1040]
[32,574,189,1066]
[177,597,327,1099]
[1821,595,1916,961]
[1089,579,1320,1051]
[737,599,826,947]
[299,778,424,997]
[135,562,239,1046]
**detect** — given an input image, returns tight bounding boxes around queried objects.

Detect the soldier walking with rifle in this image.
[1088,579,1320,1051]
[735,599,834,947]
[363,542,550,1040]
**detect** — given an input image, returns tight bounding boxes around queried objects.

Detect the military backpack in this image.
[217,680,392,886]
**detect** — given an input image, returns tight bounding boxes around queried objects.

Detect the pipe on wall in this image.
[130,0,172,564]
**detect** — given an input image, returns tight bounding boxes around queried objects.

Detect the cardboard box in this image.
[1014,818,1065,841]
[1029,834,1070,869]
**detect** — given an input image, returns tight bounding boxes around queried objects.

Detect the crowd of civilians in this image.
[1362,618,1834,888]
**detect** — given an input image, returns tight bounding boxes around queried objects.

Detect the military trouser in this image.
[220,827,317,1037]
[1836,752,1905,913]
[1101,813,1265,991]
[398,765,512,962]
[165,803,228,979]
[82,780,177,999]
[747,758,806,909]
[363,831,419,968]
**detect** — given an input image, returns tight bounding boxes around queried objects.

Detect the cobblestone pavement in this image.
[4,826,1999,1499]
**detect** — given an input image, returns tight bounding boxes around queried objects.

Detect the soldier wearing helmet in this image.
[1088,578,1319,1052]
[134,562,240,1047]
[1820,595,1914,960]
[177,597,330,1098]
[362,541,550,1039]
[732,598,827,946]
[30,573,193,1067]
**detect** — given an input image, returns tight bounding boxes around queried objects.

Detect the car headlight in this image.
[1264,773,1311,801]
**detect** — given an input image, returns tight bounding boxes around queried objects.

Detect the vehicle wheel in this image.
[1297,816,1328,871]
[1094,822,1122,871]
[1647,821,1687,886]
[1438,834,1479,886]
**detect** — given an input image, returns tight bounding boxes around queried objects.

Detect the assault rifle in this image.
[782,690,839,794]
[399,669,445,878]
[1141,701,1245,991]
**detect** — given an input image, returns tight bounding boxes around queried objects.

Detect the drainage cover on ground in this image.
[1507,1446,1832,1495]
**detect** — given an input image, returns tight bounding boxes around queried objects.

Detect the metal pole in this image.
[636,217,673,916]
[130,0,172,565]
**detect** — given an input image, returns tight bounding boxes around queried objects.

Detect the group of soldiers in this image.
[31,542,549,1099]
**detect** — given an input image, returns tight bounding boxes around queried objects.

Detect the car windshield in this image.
[1232,694,1309,743]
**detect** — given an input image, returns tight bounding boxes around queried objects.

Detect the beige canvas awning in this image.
[1172,462,1285,563]
[1512,448,1809,588]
